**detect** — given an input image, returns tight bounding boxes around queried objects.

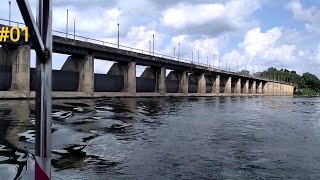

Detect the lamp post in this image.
[149,40,151,54]
[198,50,199,64]
[226,59,228,70]
[173,46,175,58]
[152,34,154,56]
[207,56,209,66]
[237,60,239,72]
[252,66,255,76]
[178,43,180,61]
[73,20,76,40]
[192,52,193,63]
[213,53,215,67]
[219,59,220,69]
[66,9,68,38]
[8,1,12,26]
[117,23,119,50]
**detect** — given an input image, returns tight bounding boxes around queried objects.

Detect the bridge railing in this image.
[0,18,294,84]
[52,28,241,75]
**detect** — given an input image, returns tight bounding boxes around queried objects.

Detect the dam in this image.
[0,24,294,99]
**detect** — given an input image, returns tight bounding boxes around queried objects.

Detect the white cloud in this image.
[160,35,222,66]
[124,26,161,51]
[240,27,282,57]
[287,0,320,34]
[161,3,225,29]
[223,27,300,72]
[160,0,261,35]
[52,6,122,37]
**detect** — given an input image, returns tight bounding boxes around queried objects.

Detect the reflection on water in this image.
[0,97,320,179]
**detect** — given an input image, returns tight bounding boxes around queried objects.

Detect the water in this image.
[0,97,319,180]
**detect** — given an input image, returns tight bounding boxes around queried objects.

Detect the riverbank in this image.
[294,88,320,97]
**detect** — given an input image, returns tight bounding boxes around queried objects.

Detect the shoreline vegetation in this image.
[241,67,320,97]
[294,88,320,97]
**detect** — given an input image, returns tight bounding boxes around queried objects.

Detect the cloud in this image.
[52,6,122,37]
[240,27,282,57]
[159,34,222,66]
[223,27,299,72]
[160,0,261,36]
[287,0,320,34]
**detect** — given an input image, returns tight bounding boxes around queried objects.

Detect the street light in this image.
[237,60,239,72]
[192,52,194,63]
[73,20,76,40]
[173,46,175,58]
[219,59,221,69]
[117,23,120,50]
[66,9,68,38]
[149,40,151,54]
[198,50,199,64]
[178,43,180,61]
[207,56,209,67]
[252,66,255,76]
[9,1,11,26]
[226,59,228,70]
[153,34,154,56]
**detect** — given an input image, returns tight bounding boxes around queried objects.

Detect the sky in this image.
[1,0,320,77]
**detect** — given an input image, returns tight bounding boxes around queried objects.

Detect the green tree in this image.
[240,70,250,76]
[302,72,320,92]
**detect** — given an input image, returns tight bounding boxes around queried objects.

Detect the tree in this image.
[302,72,320,92]
[240,70,250,76]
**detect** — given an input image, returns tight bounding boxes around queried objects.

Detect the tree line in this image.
[240,67,320,94]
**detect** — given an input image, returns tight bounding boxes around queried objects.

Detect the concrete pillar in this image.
[252,81,257,94]
[265,82,269,95]
[10,45,30,95]
[244,80,249,94]
[155,67,166,95]
[123,62,136,94]
[62,55,94,96]
[0,46,31,94]
[262,82,268,95]
[78,55,94,96]
[224,77,231,95]
[178,71,188,94]
[235,78,241,94]
[141,66,166,95]
[272,83,276,96]
[257,82,263,94]
[271,82,275,96]
[107,62,136,94]
[197,73,206,95]
[212,75,220,94]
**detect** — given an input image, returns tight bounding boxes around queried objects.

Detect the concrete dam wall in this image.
[0,65,217,93]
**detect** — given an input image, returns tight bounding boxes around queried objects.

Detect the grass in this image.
[294,88,319,97]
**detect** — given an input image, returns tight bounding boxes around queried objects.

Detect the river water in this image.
[0,97,319,179]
